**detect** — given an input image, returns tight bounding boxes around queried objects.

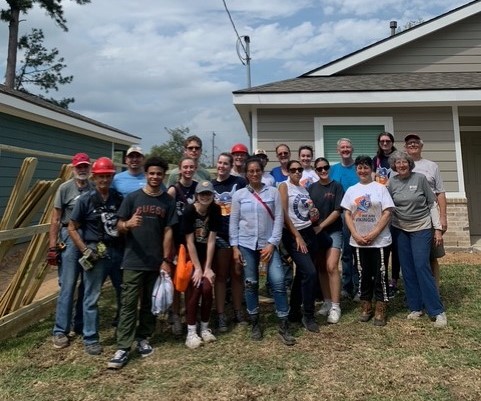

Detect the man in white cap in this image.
[404,133,447,287]
[254,149,275,187]
[112,145,146,197]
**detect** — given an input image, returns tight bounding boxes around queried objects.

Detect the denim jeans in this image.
[239,245,289,318]
[53,227,84,336]
[392,227,444,316]
[82,245,123,345]
[341,214,359,295]
[282,227,317,317]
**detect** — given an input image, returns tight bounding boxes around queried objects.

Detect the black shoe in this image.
[278,319,296,346]
[288,309,302,323]
[302,315,320,333]
[250,314,263,341]
[108,349,129,369]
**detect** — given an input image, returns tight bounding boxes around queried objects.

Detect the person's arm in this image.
[343,209,367,246]
[279,182,307,253]
[47,208,62,266]
[185,232,203,287]
[436,192,447,233]
[203,231,216,284]
[68,220,88,254]
[161,226,174,274]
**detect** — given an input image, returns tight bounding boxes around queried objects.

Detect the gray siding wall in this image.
[0,112,126,216]
[256,106,458,192]
[345,14,481,74]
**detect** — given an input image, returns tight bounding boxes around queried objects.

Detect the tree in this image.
[149,127,190,165]
[15,28,74,108]
[1,0,90,89]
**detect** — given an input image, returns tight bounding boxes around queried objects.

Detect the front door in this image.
[461,131,481,236]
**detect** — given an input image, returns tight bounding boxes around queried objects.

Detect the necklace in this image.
[143,187,162,197]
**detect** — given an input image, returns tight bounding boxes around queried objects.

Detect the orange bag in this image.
[173,244,193,292]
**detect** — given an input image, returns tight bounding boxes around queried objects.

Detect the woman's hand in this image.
[260,243,275,264]
[192,267,203,288]
[295,234,308,254]
[203,267,216,285]
[352,232,368,246]
[433,229,444,247]
[233,247,244,266]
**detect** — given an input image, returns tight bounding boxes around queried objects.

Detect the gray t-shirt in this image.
[167,165,211,187]
[387,172,437,231]
[54,178,93,224]
[413,158,445,194]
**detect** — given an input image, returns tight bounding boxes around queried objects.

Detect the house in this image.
[0,85,140,216]
[233,0,481,249]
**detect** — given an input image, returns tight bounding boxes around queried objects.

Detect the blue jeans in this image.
[82,245,123,345]
[239,246,289,318]
[53,227,84,336]
[392,227,444,316]
[341,214,359,295]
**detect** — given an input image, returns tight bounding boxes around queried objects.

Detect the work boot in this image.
[250,314,262,341]
[278,318,296,346]
[373,301,387,326]
[359,300,373,322]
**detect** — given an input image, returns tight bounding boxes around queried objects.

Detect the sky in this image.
[0,0,470,161]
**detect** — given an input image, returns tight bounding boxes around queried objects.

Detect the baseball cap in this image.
[254,149,267,156]
[71,153,91,167]
[126,145,144,156]
[404,134,421,142]
[195,180,215,194]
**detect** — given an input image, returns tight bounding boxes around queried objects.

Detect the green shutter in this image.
[324,125,384,163]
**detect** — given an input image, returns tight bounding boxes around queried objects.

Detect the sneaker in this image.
[217,313,228,333]
[185,332,202,349]
[201,329,217,343]
[317,302,332,317]
[107,349,129,369]
[171,313,183,336]
[233,310,248,326]
[407,311,424,320]
[136,339,154,357]
[433,312,447,328]
[302,316,320,333]
[84,342,103,356]
[52,333,69,349]
[327,307,341,324]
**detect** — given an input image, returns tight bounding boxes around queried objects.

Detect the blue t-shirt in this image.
[270,166,288,184]
[329,163,359,192]
[112,170,146,197]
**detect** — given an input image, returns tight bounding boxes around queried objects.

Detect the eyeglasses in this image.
[379,140,392,144]
[277,152,289,157]
[406,141,420,146]
[289,167,304,174]
[315,165,330,172]
[187,146,201,151]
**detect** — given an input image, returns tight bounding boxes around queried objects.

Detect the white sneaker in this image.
[433,312,447,328]
[185,332,202,349]
[327,307,341,324]
[317,302,332,317]
[201,329,217,343]
[407,311,424,320]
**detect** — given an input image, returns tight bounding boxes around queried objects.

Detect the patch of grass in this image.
[1,264,481,401]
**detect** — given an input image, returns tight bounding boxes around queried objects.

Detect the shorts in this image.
[215,236,231,249]
[329,231,343,250]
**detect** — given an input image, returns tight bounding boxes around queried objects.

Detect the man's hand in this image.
[47,247,59,266]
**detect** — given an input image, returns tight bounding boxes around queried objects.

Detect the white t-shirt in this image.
[341,181,394,248]
[281,181,312,230]
[300,168,319,189]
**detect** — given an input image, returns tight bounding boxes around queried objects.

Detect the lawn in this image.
[0,263,480,401]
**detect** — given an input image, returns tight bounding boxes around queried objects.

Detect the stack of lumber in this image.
[0,160,72,317]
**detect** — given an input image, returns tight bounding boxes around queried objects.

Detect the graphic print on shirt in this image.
[95,206,119,238]
[194,215,210,244]
[293,193,311,221]
[352,194,373,220]
[214,184,238,217]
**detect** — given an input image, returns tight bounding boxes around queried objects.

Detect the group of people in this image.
[47,131,448,370]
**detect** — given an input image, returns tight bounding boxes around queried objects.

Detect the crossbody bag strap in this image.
[248,187,275,221]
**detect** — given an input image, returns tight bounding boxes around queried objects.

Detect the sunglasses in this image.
[315,165,330,172]
[289,167,304,174]
[187,146,201,151]
[277,152,289,157]
[379,140,392,144]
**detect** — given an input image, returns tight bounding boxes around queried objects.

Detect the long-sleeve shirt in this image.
[229,185,283,251]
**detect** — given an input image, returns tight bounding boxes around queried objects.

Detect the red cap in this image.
[72,153,91,167]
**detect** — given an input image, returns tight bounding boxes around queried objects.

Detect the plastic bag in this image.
[151,271,174,316]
